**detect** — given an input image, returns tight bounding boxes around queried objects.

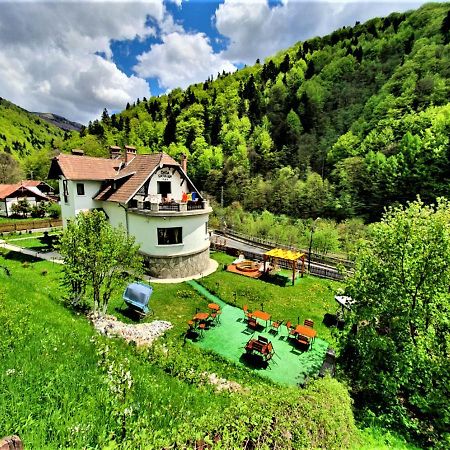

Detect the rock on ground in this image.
[90,314,172,347]
[202,372,244,393]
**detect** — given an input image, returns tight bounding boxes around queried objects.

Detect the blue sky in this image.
[0,0,427,123]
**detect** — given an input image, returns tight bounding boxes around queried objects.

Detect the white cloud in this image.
[215,0,427,65]
[0,1,168,123]
[134,31,237,90]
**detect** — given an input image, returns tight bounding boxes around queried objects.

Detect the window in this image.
[205,221,209,235]
[76,183,85,196]
[63,179,69,203]
[157,181,171,196]
[157,227,182,245]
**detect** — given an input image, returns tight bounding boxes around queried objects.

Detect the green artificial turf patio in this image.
[188,280,329,386]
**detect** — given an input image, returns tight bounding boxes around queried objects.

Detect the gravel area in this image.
[90,313,172,346]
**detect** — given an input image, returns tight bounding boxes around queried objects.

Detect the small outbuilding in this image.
[0,181,52,217]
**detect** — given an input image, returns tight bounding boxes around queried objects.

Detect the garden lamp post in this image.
[307,218,320,273]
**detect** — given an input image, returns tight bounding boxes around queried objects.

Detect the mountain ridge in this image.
[32,112,83,132]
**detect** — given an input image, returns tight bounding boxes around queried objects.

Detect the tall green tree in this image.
[0,152,22,183]
[340,198,450,447]
[59,210,143,314]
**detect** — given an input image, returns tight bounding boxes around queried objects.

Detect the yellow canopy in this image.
[264,248,305,261]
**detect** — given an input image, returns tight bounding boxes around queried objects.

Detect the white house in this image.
[49,147,212,279]
[0,181,52,217]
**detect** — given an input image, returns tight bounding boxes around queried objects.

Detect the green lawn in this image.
[0,248,361,448]
[188,280,329,386]
[0,249,421,449]
[201,252,340,345]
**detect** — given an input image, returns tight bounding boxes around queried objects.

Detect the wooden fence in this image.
[0,219,62,234]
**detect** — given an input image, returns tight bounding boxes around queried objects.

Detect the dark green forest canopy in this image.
[2,3,450,222]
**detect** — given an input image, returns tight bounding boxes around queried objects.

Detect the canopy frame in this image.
[263,248,305,285]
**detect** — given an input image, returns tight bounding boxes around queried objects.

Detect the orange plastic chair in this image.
[304,319,314,328]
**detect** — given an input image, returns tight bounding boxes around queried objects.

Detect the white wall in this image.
[59,178,102,226]
[147,167,191,203]
[101,202,209,257]
[0,196,39,217]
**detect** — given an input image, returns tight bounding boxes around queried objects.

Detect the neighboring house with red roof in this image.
[48,147,212,279]
[0,181,53,217]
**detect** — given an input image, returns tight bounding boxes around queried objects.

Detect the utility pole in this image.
[220,186,224,207]
[307,218,320,273]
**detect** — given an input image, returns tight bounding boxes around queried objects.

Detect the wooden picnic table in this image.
[193,312,209,321]
[251,310,271,328]
[208,303,220,311]
[294,324,317,340]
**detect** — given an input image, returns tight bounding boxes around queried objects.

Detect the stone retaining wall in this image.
[143,247,210,279]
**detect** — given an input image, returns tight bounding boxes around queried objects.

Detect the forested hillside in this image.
[60,2,449,221]
[0,98,71,181]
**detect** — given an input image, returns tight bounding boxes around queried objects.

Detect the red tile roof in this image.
[49,152,182,204]
[0,182,49,200]
[49,153,121,181]
[95,153,180,203]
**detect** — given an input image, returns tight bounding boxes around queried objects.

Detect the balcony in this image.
[127,199,211,217]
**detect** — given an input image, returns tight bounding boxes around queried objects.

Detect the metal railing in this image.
[210,241,344,281]
[159,203,180,212]
[217,229,354,269]
[187,202,204,211]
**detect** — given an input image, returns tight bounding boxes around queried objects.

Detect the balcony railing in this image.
[129,199,209,213]
[187,201,204,211]
[159,202,180,211]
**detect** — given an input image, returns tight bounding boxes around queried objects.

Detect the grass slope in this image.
[0,98,65,160]
[0,249,362,448]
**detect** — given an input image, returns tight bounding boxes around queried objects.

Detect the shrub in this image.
[47,203,61,219]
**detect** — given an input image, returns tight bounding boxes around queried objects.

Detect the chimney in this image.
[124,145,137,164]
[181,153,187,174]
[71,149,84,156]
[109,145,122,159]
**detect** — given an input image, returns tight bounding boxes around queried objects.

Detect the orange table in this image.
[251,310,271,328]
[294,324,317,341]
[208,303,220,311]
[193,312,209,321]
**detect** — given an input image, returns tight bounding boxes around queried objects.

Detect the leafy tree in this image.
[59,210,143,314]
[0,152,22,183]
[46,202,61,219]
[21,148,52,181]
[11,199,31,217]
[340,198,450,447]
